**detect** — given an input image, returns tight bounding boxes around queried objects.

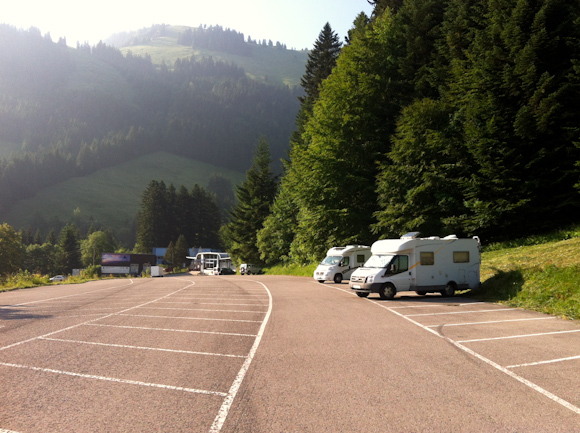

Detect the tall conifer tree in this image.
[222,137,277,265]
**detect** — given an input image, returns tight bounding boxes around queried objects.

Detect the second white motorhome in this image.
[314,245,372,283]
[349,233,480,299]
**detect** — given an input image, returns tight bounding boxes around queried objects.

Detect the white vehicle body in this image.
[349,233,480,299]
[150,266,164,277]
[314,245,372,283]
[240,263,262,275]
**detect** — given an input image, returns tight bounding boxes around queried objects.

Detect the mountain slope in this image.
[109,24,309,87]
[0,24,302,240]
[3,152,245,244]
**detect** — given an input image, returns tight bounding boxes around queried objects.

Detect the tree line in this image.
[0,174,226,278]
[0,24,300,220]
[228,0,580,267]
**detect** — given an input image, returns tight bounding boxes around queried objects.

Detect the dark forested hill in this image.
[0,24,303,240]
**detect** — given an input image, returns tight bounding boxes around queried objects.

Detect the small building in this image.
[101,253,157,275]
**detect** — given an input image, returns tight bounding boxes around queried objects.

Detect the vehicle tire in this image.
[333,273,343,284]
[379,283,396,300]
[356,292,369,298]
[416,291,427,296]
[441,283,456,297]
[318,280,324,284]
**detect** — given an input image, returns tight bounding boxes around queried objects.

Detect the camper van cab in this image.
[314,245,371,284]
[350,233,480,299]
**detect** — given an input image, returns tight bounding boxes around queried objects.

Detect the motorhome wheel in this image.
[441,283,455,297]
[333,273,343,284]
[379,283,396,300]
[416,291,427,296]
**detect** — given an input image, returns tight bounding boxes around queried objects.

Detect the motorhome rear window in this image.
[420,252,434,265]
[453,251,470,263]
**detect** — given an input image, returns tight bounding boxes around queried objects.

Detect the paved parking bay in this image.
[0,277,271,432]
[2,276,579,432]
[331,284,580,417]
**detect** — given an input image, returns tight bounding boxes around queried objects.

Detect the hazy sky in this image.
[2,0,373,50]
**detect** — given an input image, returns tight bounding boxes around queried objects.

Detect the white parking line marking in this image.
[117,314,262,323]
[367,300,580,415]
[458,329,580,343]
[426,317,556,327]
[7,280,136,306]
[86,323,257,337]
[406,308,515,317]
[507,355,580,369]
[39,337,246,358]
[0,362,227,396]
[389,302,486,309]
[136,307,267,314]
[209,280,273,433]
[0,282,196,352]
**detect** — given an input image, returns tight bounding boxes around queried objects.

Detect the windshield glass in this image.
[364,254,394,268]
[320,256,341,266]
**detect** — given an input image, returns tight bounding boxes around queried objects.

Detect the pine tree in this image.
[288,10,406,262]
[299,23,342,106]
[135,180,169,252]
[221,137,278,265]
[174,234,190,267]
[258,23,343,265]
[58,223,82,274]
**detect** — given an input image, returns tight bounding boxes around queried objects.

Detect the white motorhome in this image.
[349,233,480,299]
[314,245,372,284]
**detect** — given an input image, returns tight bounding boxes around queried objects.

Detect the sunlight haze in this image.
[2,0,373,49]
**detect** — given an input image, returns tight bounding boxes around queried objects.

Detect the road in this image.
[0,274,579,432]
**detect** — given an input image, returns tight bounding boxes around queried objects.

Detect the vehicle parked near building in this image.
[313,245,372,284]
[349,233,480,299]
[239,263,262,275]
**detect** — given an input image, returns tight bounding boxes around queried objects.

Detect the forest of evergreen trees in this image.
[255,0,580,265]
[0,24,300,226]
[2,0,580,274]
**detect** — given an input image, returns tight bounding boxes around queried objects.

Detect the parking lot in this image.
[329,282,580,416]
[1,276,579,432]
[0,277,271,432]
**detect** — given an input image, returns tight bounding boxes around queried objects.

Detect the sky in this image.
[2,0,374,50]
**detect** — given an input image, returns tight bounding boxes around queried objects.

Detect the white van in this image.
[349,233,480,299]
[314,245,372,284]
[240,263,262,275]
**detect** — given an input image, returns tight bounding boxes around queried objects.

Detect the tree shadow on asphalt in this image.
[0,306,53,320]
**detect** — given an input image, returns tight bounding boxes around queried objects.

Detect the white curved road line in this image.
[209,280,273,433]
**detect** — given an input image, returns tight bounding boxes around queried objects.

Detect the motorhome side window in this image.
[390,255,409,274]
[453,251,470,263]
[356,254,365,263]
[420,252,435,265]
[341,257,350,266]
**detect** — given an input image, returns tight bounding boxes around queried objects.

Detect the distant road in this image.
[1,275,579,432]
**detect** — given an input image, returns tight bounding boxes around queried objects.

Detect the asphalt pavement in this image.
[1,275,579,432]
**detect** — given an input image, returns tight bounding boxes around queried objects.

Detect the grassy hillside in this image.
[476,227,580,320]
[116,25,308,87]
[3,151,244,244]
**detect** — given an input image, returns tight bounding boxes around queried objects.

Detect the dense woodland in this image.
[254,0,580,265]
[0,24,300,225]
[2,0,580,277]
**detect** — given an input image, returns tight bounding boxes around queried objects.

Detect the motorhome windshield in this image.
[364,254,395,268]
[321,256,341,266]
